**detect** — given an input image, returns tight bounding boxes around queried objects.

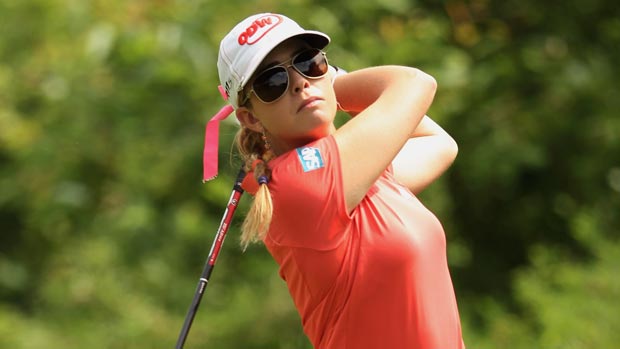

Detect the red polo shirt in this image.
[263,135,464,349]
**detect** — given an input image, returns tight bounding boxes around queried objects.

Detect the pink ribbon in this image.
[202,86,235,181]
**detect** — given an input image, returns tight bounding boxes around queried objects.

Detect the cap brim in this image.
[297,31,330,50]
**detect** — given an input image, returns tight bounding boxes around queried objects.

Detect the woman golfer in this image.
[211,12,465,349]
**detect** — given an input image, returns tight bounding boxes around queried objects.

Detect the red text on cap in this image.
[238,14,283,45]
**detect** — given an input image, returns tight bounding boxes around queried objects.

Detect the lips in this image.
[297,96,323,112]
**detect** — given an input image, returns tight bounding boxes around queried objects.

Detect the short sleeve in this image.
[266,135,350,250]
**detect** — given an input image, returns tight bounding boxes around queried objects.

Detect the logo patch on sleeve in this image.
[296,146,324,172]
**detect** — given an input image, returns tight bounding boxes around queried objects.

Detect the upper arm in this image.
[268,137,349,249]
[331,66,437,212]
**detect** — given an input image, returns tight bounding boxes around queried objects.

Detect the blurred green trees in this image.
[1,0,618,348]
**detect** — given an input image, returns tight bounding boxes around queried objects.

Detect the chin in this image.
[310,106,336,121]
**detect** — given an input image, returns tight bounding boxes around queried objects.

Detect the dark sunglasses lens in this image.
[294,49,328,77]
[253,67,288,102]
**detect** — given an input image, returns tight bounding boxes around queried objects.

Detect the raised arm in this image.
[332,66,437,212]
[391,116,458,194]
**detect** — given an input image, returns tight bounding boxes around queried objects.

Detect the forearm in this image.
[333,66,436,118]
[392,116,458,194]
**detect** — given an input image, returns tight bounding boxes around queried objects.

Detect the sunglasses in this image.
[242,48,329,105]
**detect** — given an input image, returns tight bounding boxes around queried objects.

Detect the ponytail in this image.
[240,175,273,250]
[235,127,275,249]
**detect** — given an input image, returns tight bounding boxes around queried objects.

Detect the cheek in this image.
[254,105,289,131]
[325,86,338,113]
[319,80,337,108]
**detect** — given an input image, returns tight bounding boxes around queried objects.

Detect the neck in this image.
[269,124,336,156]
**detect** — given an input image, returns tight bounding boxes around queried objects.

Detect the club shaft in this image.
[176,169,245,349]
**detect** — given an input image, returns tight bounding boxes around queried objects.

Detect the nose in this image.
[287,66,310,95]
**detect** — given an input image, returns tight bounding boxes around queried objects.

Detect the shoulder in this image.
[266,135,350,248]
[269,135,339,192]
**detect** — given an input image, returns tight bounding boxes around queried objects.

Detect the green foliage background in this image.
[1,0,618,348]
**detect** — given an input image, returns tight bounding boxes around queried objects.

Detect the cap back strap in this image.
[203,86,235,182]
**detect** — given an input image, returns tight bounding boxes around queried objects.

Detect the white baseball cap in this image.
[217,13,330,109]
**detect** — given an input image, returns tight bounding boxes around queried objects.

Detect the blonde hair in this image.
[235,126,275,249]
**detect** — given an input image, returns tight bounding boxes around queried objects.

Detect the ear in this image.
[235,107,263,133]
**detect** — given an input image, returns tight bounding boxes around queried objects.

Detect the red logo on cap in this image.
[237,14,283,45]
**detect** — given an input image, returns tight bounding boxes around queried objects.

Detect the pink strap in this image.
[202,86,234,181]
